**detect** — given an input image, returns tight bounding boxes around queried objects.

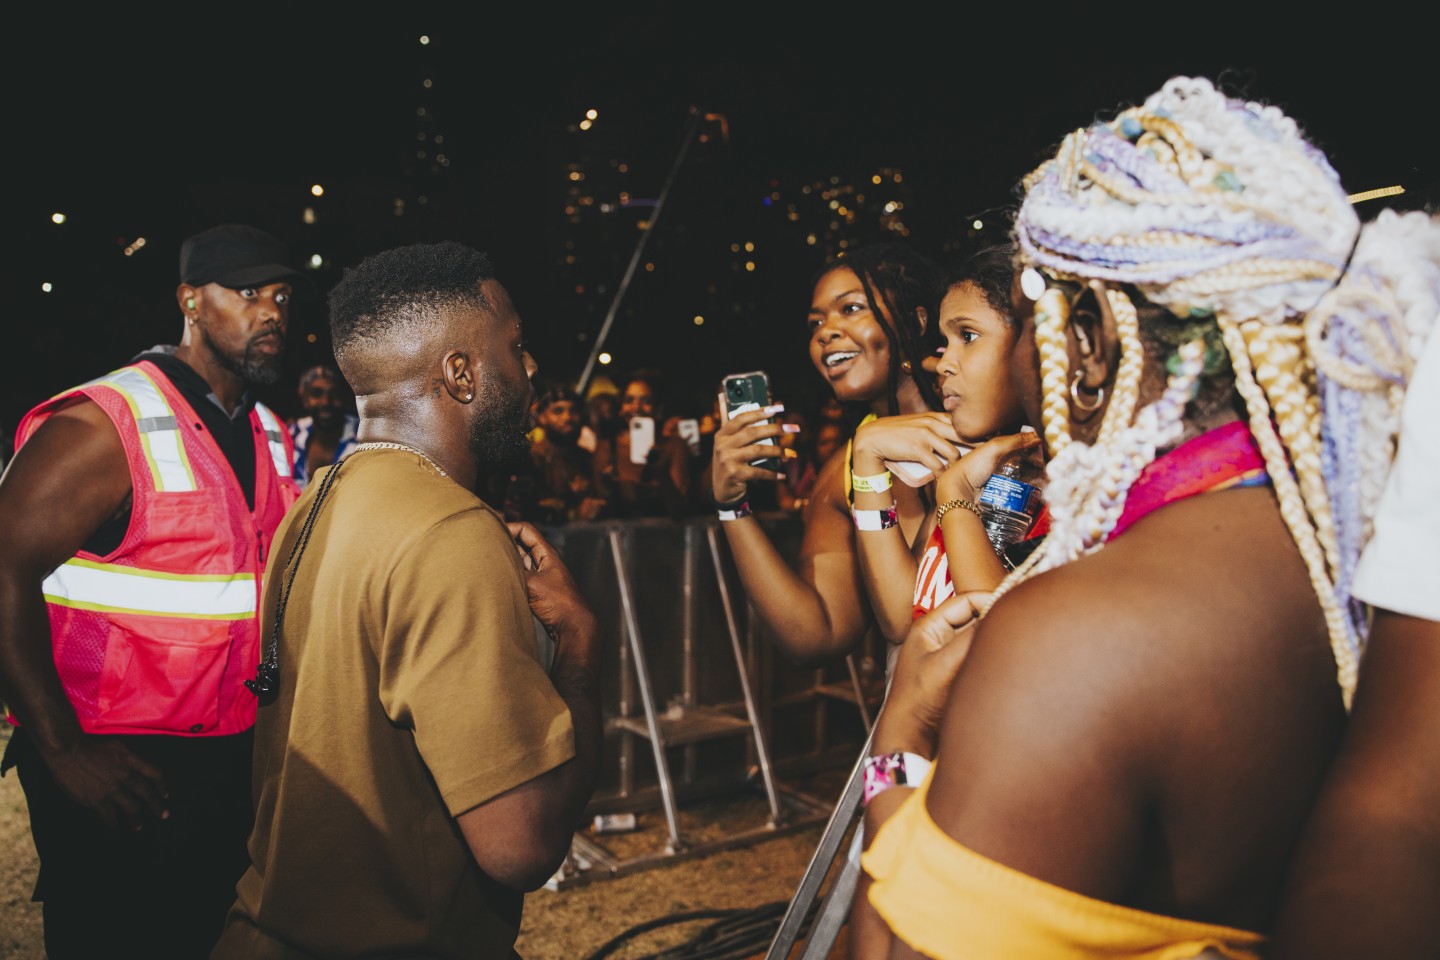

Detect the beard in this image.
[468,376,533,468]
[203,325,286,386]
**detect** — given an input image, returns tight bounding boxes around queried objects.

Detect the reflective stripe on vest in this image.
[43,557,257,620]
[87,367,198,492]
[254,403,293,478]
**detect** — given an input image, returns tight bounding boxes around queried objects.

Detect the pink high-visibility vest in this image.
[16,361,300,736]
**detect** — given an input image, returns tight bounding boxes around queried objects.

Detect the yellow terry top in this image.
[862,775,1265,960]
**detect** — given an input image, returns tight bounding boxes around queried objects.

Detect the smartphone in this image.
[721,370,783,474]
[887,443,972,487]
[676,418,701,456]
[628,415,655,464]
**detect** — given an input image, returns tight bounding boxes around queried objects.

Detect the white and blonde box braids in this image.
[993,76,1440,707]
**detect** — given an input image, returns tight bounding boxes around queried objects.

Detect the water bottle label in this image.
[979,474,1036,515]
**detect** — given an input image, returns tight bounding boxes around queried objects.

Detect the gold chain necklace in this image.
[352,441,448,478]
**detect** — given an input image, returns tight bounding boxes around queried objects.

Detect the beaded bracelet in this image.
[935,498,983,522]
[851,505,899,531]
[851,470,893,494]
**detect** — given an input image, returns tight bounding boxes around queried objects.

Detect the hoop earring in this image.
[1069,370,1105,413]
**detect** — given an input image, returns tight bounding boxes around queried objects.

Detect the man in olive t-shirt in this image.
[214,241,603,959]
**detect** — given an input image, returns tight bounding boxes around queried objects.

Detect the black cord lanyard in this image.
[246,459,347,704]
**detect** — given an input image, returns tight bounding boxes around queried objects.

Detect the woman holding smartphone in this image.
[595,368,692,519]
[710,243,965,668]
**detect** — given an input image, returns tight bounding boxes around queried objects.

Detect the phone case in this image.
[722,371,771,415]
[721,371,782,473]
[628,416,655,464]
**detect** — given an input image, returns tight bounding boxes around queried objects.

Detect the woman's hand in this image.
[935,430,1042,505]
[850,412,963,480]
[874,591,990,759]
[710,402,792,502]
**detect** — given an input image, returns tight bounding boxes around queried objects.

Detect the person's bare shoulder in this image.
[925,488,1340,890]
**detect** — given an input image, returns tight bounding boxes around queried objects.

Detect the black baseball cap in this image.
[179,224,314,298]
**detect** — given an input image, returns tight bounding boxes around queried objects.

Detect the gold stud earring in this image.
[900,359,913,374]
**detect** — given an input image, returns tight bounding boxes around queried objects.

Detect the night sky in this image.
[7,21,1431,436]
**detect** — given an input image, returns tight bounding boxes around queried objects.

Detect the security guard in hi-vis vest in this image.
[0,224,308,959]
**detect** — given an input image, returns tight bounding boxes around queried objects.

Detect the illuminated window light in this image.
[423,78,433,88]
[744,241,754,252]
[41,282,53,292]
[586,109,598,120]
[972,219,984,230]
[693,315,704,326]
[310,184,324,197]
[618,163,628,173]
[51,212,67,224]
[568,171,583,181]
[645,262,655,272]
[307,333,318,343]
[308,254,324,268]
[579,119,593,131]
[806,234,817,245]
[872,175,882,185]
[1347,185,1405,204]
[598,352,613,365]
[419,35,430,44]
[303,207,316,224]
[745,261,756,272]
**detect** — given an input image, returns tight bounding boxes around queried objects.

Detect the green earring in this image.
[186,298,195,310]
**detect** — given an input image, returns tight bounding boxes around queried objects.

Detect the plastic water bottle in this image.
[977,454,1043,562]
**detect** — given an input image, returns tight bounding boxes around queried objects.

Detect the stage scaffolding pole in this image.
[576,106,713,397]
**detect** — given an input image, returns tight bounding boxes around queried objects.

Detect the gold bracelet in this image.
[935,498,983,522]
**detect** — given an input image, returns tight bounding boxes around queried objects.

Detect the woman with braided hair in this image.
[848,76,1437,959]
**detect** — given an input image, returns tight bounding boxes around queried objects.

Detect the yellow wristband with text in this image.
[852,471,893,494]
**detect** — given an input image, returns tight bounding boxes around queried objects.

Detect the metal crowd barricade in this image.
[539,514,870,890]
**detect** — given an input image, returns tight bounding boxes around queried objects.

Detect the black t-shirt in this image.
[81,349,257,556]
